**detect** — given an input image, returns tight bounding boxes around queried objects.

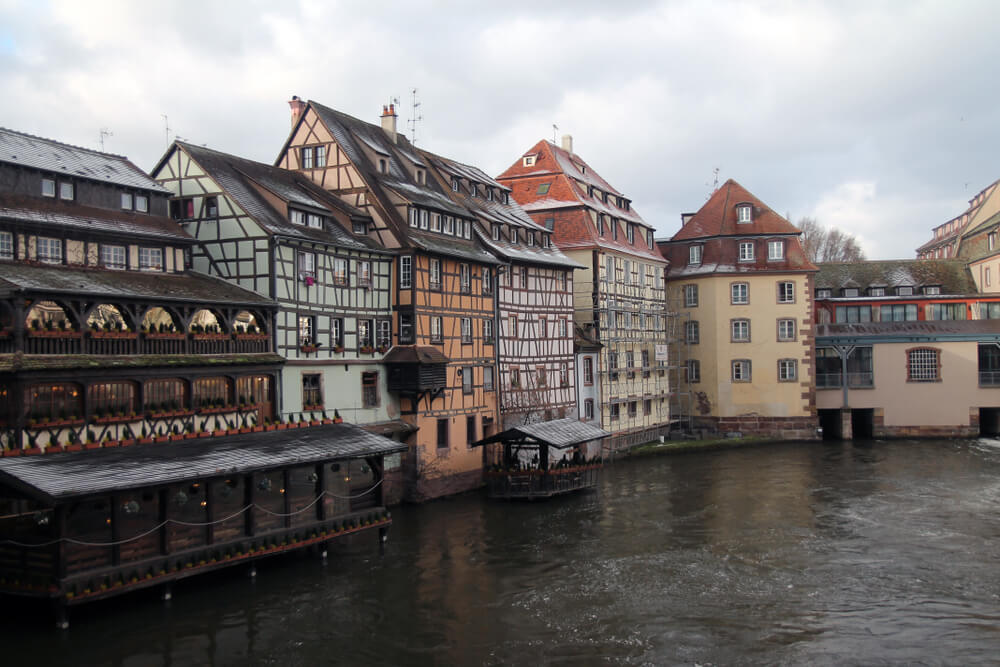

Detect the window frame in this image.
[738,241,755,262]
[37,236,63,264]
[778,359,797,382]
[689,245,703,265]
[907,347,940,382]
[777,281,795,304]
[731,282,749,305]
[429,258,442,290]
[731,318,751,342]
[777,318,797,341]
[731,359,751,382]
[100,244,127,270]
[399,256,412,289]
[767,239,784,260]
[684,284,699,308]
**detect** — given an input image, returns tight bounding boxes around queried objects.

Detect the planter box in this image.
[191,333,229,341]
[27,330,82,339]
[26,418,85,428]
[234,333,269,341]
[144,332,185,340]
[300,345,320,354]
[89,331,137,340]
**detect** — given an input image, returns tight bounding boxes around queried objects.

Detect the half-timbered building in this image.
[151,142,402,436]
[497,136,670,451]
[423,152,584,428]
[276,100,499,500]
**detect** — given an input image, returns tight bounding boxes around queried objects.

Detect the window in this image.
[87,381,136,416]
[331,318,344,347]
[290,210,306,226]
[536,182,549,195]
[510,368,520,388]
[483,366,494,391]
[559,271,568,292]
[684,284,699,307]
[121,192,133,209]
[298,315,315,346]
[59,182,74,200]
[461,317,472,344]
[429,258,442,290]
[732,360,751,382]
[583,357,594,385]
[842,287,859,297]
[482,267,492,295]
[100,245,126,270]
[559,318,568,338]
[168,198,193,221]
[37,237,62,264]
[835,305,872,323]
[306,213,324,229]
[626,224,634,244]
[519,266,528,288]
[816,288,832,298]
[462,367,473,394]
[144,378,185,411]
[400,256,412,289]
[359,260,372,287]
[315,145,327,168]
[431,213,441,232]
[492,224,500,241]
[768,240,784,260]
[362,372,379,408]
[925,303,965,321]
[731,319,750,342]
[685,320,700,344]
[398,311,414,344]
[430,316,443,343]
[0,231,12,259]
[298,251,316,278]
[560,362,569,386]
[409,208,418,227]
[731,282,749,304]
[641,350,650,377]
[584,399,594,421]
[609,403,620,422]
[777,281,795,303]
[628,401,637,418]
[689,245,703,265]
[460,264,471,293]
[979,344,1000,386]
[539,317,547,338]
[686,359,701,383]
[483,318,494,343]
[777,318,796,341]
[302,374,322,408]
[868,286,886,296]
[881,304,919,321]
[419,210,429,230]
[738,241,755,262]
[436,418,449,450]
[509,314,518,339]
[377,320,391,348]
[358,319,373,348]
[609,351,618,381]
[379,159,387,174]
[470,183,478,197]
[647,229,654,249]
[737,204,752,223]
[644,399,652,416]
[353,220,367,235]
[923,285,941,295]
[527,231,534,246]
[444,216,454,235]
[301,147,314,169]
[42,178,55,197]
[907,348,939,382]
[451,178,460,192]
[987,268,992,287]
[523,155,536,166]
[778,359,797,382]
[333,258,348,285]
[896,286,914,296]
[623,260,631,284]
[464,221,471,239]
[466,415,477,445]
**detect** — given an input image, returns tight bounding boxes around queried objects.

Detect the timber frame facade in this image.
[151,142,404,435]
[276,100,500,500]
[497,136,671,451]
[423,151,584,428]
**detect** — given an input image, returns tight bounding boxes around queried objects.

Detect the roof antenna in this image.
[98,127,113,152]
[162,114,171,148]
[408,88,423,144]
[552,124,559,143]
[706,166,720,199]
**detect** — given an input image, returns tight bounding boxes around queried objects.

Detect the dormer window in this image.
[842,287,859,297]
[444,215,454,235]
[523,155,536,167]
[647,230,654,249]
[737,204,752,223]
[59,182,74,201]
[431,213,442,232]
[203,196,216,217]
[611,218,618,240]
[408,208,418,227]
[923,285,941,295]
[419,210,429,230]
[471,183,478,197]
[463,220,471,239]
[38,237,62,264]
[502,192,509,204]
[767,240,784,260]
[511,228,518,245]
[527,231,535,247]
[0,231,12,260]
[816,288,832,298]
[121,193,133,210]
[452,178,460,192]
[416,170,425,184]
[353,220,368,235]
[542,235,550,248]
[290,210,305,226]
[597,215,604,236]
[536,183,550,195]
[689,245,703,265]
[626,224,634,244]
[492,224,500,241]
[42,178,55,197]
[136,194,149,213]
[897,286,913,296]
[738,241,755,262]
[487,188,493,202]
[868,286,885,297]
[379,159,387,174]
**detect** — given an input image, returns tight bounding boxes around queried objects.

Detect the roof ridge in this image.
[0,126,129,160]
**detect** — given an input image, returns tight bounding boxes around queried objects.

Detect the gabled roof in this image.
[168,142,378,251]
[671,179,802,241]
[473,417,609,450]
[814,259,976,294]
[424,152,582,269]
[0,192,192,242]
[0,127,170,193]
[497,139,663,263]
[916,179,1000,255]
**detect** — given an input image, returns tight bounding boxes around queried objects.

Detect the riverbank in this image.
[622,435,776,458]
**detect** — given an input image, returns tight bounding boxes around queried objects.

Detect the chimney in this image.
[288,95,306,128]
[561,134,573,154]
[381,103,398,143]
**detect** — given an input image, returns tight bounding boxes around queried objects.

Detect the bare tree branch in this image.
[797,217,866,263]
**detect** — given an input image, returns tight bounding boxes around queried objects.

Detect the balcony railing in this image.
[16,330,272,356]
[980,370,1000,386]
[485,465,601,499]
[816,372,874,389]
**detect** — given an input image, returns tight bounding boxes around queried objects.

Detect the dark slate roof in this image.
[815,259,976,294]
[0,193,193,242]
[0,263,276,306]
[0,353,284,373]
[172,143,378,251]
[0,423,407,503]
[407,229,502,265]
[474,418,609,449]
[816,319,1000,342]
[382,345,449,364]
[0,127,170,193]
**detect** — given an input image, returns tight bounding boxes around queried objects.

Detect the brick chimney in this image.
[561,134,573,154]
[380,103,398,143]
[288,95,306,128]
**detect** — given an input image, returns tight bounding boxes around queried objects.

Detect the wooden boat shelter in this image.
[474,418,609,499]
[0,423,405,625]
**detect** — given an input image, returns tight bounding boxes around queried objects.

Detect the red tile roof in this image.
[497,140,664,262]
[670,179,803,241]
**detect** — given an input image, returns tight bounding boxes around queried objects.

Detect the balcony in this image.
[15,329,272,357]
[816,372,874,389]
[485,465,601,499]
[980,370,1000,387]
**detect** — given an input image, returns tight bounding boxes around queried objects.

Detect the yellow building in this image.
[658,180,819,439]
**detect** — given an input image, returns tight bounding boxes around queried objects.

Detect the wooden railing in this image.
[16,331,272,356]
[485,465,601,499]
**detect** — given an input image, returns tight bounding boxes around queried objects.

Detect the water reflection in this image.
[2,439,1000,665]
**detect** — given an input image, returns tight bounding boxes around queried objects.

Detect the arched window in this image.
[87,381,136,416]
[25,383,82,421]
[193,377,231,408]
[144,379,186,412]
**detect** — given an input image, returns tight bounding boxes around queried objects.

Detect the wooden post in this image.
[316,464,326,521]
[205,480,214,545]
[110,493,121,566]
[244,474,255,538]
[158,489,169,556]
[282,470,291,529]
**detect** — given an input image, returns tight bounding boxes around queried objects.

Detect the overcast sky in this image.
[1,0,996,258]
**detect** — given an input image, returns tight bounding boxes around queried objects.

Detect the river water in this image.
[2,438,1000,665]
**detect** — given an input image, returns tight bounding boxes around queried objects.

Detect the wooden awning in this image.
[473,418,609,450]
[0,423,407,504]
[382,345,449,364]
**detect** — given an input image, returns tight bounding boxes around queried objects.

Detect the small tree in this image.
[798,217,866,263]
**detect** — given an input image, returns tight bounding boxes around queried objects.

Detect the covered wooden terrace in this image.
[0,423,405,618]
[474,418,609,499]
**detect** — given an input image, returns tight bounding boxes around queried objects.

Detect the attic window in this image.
[452,178,459,192]
[868,287,885,297]
[471,183,478,197]
[353,220,368,235]
[487,189,494,202]
[492,224,500,241]
[816,288,832,298]
[527,232,535,247]
[379,159,387,174]
[203,196,217,217]
[416,170,425,184]
[577,163,586,174]
[923,285,941,295]
[523,155,536,167]
[502,192,509,204]
[737,204,752,223]
[537,183,550,195]
[543,235,550,248]
[897,286,914,296]
[842,287,859,297]
[626,224,634,244]
[136,195,149,213]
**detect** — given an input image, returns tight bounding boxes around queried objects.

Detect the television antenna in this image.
[162,114,171,147]
[408,88,423,144]
[98,128,113,152]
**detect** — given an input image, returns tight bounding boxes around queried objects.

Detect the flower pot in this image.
[119,439,135,447]
[85,443,102,450]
